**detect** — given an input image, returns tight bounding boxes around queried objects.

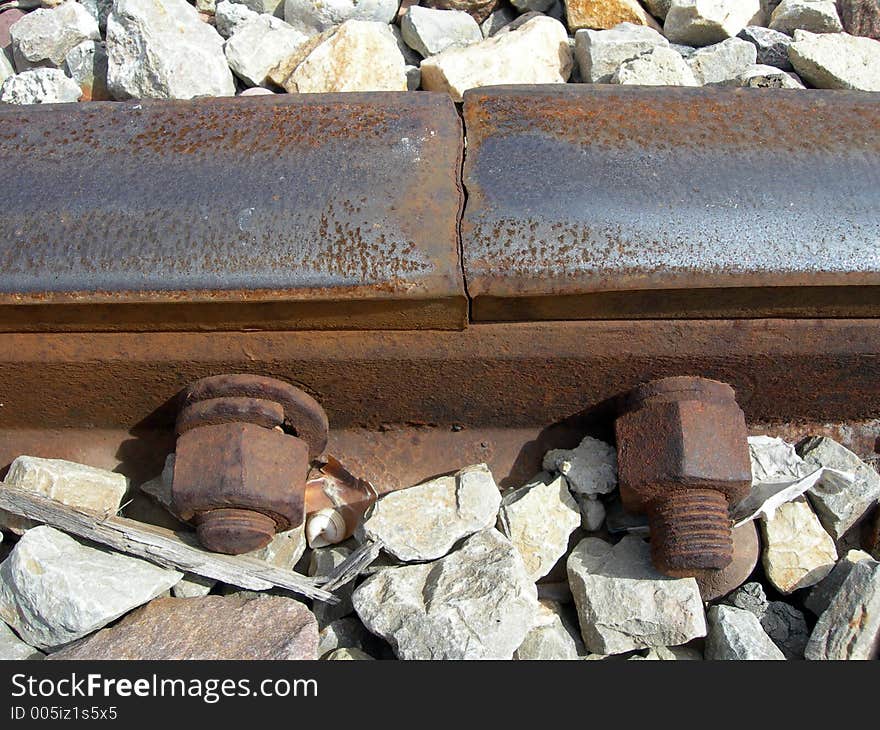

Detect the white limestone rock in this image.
[686,36,757,84]
[769,0,843,35]
[797,437,880,540]
[229,0,285,17]
[760,496,838,594]
[0,69,83,103]
[0,51,13,86]
[10,1,99,70]
[0,620,43,660]
[805,557,880,660]
[106,0,235,100]
[79,0,114,31]
[352,529,538,660]
[788,30,880,90]
[497,474,581,581]
[705,605,786,660]
[574,22,669,83]
[0,526,181,650]
[214,0,259,37]
[285,20,406,92]
[283,0,398,35]
[664,0,761,46]
[514,601,581,660]
[401,6,482,58]
[420,16,572,102]
[566,535,706,655]
[635,645,703,659]
[363,463,501,562]
[735,63,805,86]
[543,436,617,497]
[224,15,307,86]
[611,45,699,84]
[0,456,127,534]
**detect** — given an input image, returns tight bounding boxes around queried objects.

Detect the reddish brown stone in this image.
[0,9,25,52]
[838,0,880,39]
[421,0,499,23]
[49,595,318,660]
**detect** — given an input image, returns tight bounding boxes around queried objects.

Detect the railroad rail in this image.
[1,85,879,495]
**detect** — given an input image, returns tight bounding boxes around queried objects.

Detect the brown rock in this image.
[422,0,499,24]
[49,596,318,660]
[564,0,662,31]
[0,8,25,52]
[837,0,880,39]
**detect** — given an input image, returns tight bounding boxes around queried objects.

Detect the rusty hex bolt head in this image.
[171,375,329,556]
[615,377,752,577]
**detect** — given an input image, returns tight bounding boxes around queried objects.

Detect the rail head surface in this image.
[0,92,466,331]
[461,85,880,320]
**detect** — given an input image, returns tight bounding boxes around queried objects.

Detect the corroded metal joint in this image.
[614,376,752,577]
[171,374,329,555]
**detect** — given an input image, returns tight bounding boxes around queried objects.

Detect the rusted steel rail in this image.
[0,87,879,494]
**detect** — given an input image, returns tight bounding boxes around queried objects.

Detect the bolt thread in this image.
[196,508,276,555]
[648,489,733,577]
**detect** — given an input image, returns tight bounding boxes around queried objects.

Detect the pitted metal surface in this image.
[461,85,880,320]
[0,93,466,330]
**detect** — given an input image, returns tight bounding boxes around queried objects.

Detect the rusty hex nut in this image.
[615,377,752,577]
[172,422,310,554]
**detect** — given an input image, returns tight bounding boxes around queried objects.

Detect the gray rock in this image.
[308,546,354,627]
[325,647,374,660]
[573,22,669,83]
[78,0,113,31]
[362,463,501,562]
[664,0,762,46]
[249,523,306,570]
[497,473,580,581]
[283,0,398,34]
[0,526,181,651]
[229,0,285,17]
[511,0,556,10]
[611,44,699,84]
[788,29,880,89]
[214,0,259,37]
[724,581,769,616]
[805,558,880,659]
[106,0,235,100]
[480,5,517,36]
[401,6,482,57]
[171,573,216,599]
[514,601,580,660]
[736,63,805,86]
[0,67,82,103]
[805,549,875,616]
[770,0,843,34]
[566,535,706,655]
[643,0,673,20]
[317,616,371,657]
[762,601,809,659]
[224,15,307,86]
[705,605,786,660]
[738,24,794,68]
[670,42,697,55]
[10,1,99,71]
[686,36,757,83]
[578,494,606,531]
[353,529,538,660]
[0,620,43,660]
[63,40,110,101]
[543,436,617,497]
[760,496,837,594]
[798,436,880,540]
[405,63,421,89]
